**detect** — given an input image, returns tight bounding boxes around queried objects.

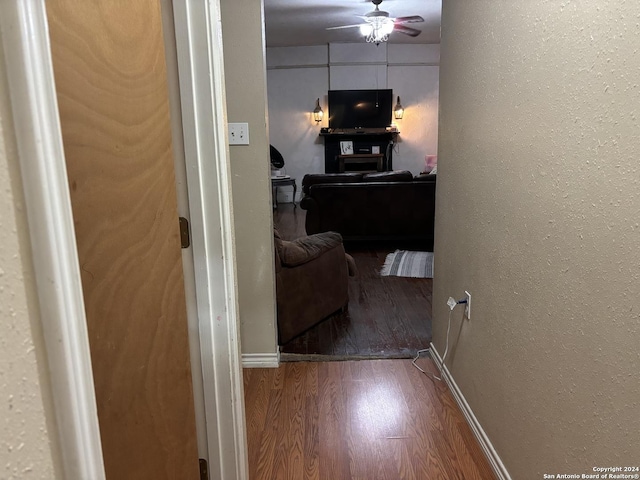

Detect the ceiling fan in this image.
[327,0,424,45]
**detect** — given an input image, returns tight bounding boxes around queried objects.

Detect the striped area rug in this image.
[380,250,434,278]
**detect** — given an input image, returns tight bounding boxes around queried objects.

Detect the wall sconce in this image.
[394,96,404,120]
[313,98,324,123]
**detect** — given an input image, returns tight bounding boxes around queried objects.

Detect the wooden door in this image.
[46,1,200,478]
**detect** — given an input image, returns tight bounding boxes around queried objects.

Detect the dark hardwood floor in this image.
[273,203,432,359]
[244,359,496,479]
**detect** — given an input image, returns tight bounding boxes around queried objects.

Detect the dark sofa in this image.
[300,170,437,249]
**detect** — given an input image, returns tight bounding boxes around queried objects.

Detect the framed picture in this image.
[340,141,354,155]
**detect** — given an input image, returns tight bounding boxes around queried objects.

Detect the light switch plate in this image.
[228,122,249,145]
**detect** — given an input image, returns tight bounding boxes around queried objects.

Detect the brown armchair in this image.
[274,229,356,344]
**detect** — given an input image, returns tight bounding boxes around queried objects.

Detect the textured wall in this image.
[434,1,640,477]
[0,47,61,478]
[220,0,278,355]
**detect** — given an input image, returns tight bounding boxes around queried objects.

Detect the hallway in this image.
[244,359,495,479]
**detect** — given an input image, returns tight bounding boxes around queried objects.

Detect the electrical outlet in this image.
[228,122,249,145]
[464,291,471,319]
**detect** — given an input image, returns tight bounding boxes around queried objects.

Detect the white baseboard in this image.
[429,343,512,480]
[242,352,280,368]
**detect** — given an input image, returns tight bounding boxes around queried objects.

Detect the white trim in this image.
[0,2,106,479]
[171,1,249,479]
[429,343,512,480]
[242,352,281,368]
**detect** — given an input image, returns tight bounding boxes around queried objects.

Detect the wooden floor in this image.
[273,204,432,359]
[244,359,496,480]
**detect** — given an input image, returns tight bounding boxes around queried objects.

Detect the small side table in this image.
[271,176,297,209]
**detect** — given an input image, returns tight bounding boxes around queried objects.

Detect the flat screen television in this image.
[328,89,393,129]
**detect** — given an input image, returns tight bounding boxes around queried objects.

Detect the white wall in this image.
[388,65,439,173]
[220,0,278,357]
[435,0,640,476]
[267,67,327,182]
[267,43,439,202]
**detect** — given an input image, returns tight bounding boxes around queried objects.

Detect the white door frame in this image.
[0,1,247,479]
[170,1,248,478]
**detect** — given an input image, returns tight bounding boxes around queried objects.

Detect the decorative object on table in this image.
[270,144,285,170]
[424,154,437,173]
[394,96,404,119]
[269,144,297,208]
[326,0,424,45]
[313,98,324,123]
[380,250,433,278]
[372,145,380,154]
[340,140,354,155]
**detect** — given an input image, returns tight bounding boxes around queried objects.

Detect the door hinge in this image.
[199,458,209,480]
[179,217,190,248]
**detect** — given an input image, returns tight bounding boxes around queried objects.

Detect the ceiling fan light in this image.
[360,24,373,37]
[381,20,394,36]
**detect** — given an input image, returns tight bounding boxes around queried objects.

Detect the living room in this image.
[267,42,440,199]
[265,20,441,359]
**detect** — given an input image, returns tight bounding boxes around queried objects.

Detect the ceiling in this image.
[264,0,442,47]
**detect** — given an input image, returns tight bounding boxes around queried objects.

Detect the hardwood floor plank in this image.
[408,360,496,479]
[276,364,306,479]
[244,360,496,479]
[243,368,272,442]
[343,363,393,480]
[252,369,284,480]
[329,311,359,356]
[303,395,320,480]
[317,363,350,479]
[403,361,464,478]
[394,361,454,478]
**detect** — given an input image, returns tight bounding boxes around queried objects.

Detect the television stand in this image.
[338,154,384,173]
[319,129,399,173]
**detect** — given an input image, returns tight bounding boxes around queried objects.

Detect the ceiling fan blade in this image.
[326,24,362,30]
[394,25,422,37]
[395,15,424,24]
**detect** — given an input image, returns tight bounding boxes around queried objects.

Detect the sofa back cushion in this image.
[413,173,437,183]
[362,170,413,183]
[302,173,363,194]
[304,181,436,241]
